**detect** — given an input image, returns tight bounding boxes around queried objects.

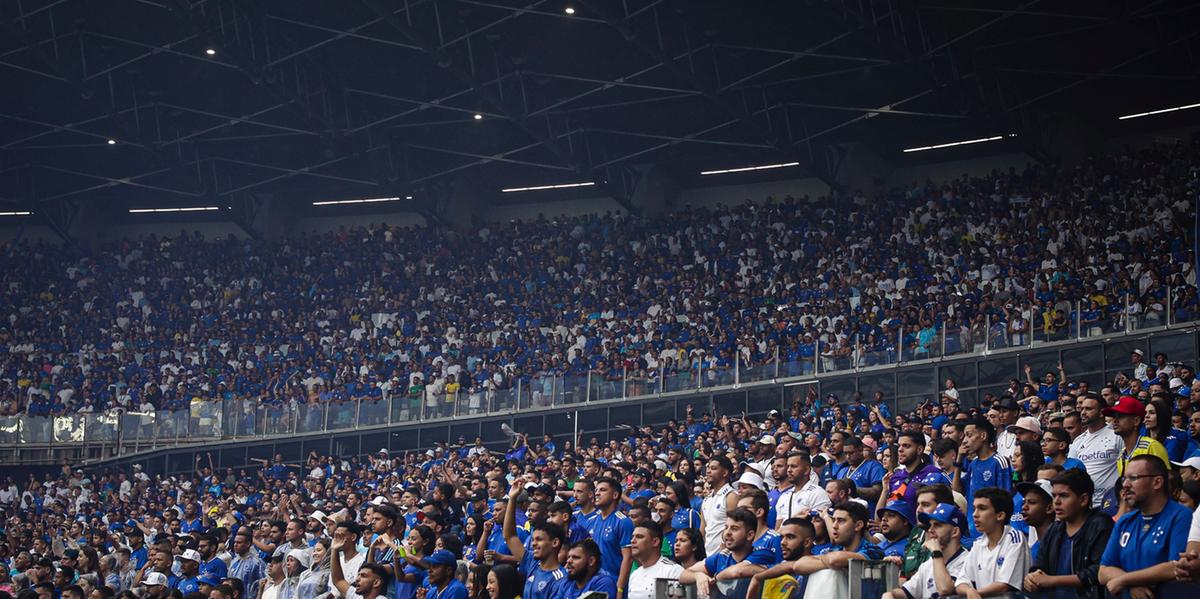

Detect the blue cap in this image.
[198,574,222,587]
[425,549,457,567]
[918,503,968,533]
[876,500,915,525]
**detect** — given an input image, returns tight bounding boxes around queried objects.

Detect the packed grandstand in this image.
[3,145,1200,599]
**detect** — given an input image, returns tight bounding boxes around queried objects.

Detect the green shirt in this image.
[901,526,928,578]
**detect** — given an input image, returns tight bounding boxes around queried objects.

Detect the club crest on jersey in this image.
[982,470,993,481]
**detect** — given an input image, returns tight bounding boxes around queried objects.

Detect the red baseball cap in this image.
[1102,396,1145,418]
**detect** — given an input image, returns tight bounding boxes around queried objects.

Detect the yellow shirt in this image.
[762,576,803,599]
[1116,436,1171,474]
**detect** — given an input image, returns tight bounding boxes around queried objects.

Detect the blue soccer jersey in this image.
[964,455,1012,538]
[589,509,633,578]
[1101,501,1192,574]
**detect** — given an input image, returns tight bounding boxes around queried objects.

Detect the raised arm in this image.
[502,485,526,560]
[329,538,351,597]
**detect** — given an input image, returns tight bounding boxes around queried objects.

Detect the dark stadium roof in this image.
[1,0,1198,226]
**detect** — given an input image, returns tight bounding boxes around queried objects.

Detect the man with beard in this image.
[681,508,773,599]
[842,437,885,504]
[551,540,616,599]
[745,518,815,599]
[875,500,914,562]
[883,432,949,509]
[1068,393,1123,515]
[882,504,970,599]
[1099,455,1191,599]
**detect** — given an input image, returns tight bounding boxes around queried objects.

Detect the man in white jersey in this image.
[627,522,683,599]
[773,452,830,524]
[701,455,740,556]
[1067,394,1123,514]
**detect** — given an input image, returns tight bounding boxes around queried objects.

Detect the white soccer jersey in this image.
[901,547,968,599]
[957,526,1029,592]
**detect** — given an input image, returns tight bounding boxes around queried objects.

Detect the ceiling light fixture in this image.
[1117,102,1200,121]
[128,206,221,213]
[205,48,216,56]
[902,135,1008,153]
[106,139,116,145]
[699,161,800,175]
[501,182,595,193]
[311,196,407,206]
[0,211,32,216]
[564,6,576,14]
[473,113,483,120]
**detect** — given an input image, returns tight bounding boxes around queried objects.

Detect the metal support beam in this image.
[405,142,577,171]
[578,0,838,187]
[0,6,210,208]
[359,0,639,213]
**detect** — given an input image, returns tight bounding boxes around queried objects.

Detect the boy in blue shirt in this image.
[957,418,1012,539]
[502,484,567,599]
[1098,455,1192,599]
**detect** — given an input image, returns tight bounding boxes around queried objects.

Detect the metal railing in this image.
[4,287,1199,453]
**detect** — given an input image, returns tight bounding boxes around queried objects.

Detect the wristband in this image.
[930,550,943,559]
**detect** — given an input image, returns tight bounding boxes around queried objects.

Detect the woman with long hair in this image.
[485,564,522,599]
[393,525,434,599]
[462,515,485,563]
[664,481,700,532]
[295,539,329,599]
[672,528,705,570]
[1012,440,1044,484]
[1145,398,1193,462]
[1010,440,1045,536]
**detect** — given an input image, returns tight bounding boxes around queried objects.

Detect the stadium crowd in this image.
[3,144,1200,599]
[4,347,1200,599]
[1,145,1199,418]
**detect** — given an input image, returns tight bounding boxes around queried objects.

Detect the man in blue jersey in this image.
[1099,455,1192,599]
[736,489,783,563]
[842,437,885,504]
[875,500,913,561]
[956,418,1012,539]
[503,482,568,599]
[790,502,884,574]
[571,480,600,531]
[420,551,468,599]
[553,540,617,599]
[588,477,632,597]
[680,508,775,599]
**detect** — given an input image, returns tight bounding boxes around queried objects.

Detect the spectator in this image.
[956,418,1012,539]
[1069,393,1124,514]
[1105,396,1171,474]
[1024,468,1113,599]
[954,487,1029,599]
[1099,455,1193,598]
[625,523,681,599]
[882,503,969,599]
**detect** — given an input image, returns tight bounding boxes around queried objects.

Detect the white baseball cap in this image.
[141,572,168,587]
[176,549,202,563]
[1171,456,1200,470]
